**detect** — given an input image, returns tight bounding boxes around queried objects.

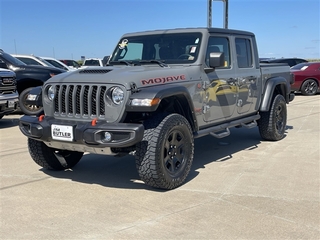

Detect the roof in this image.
[121,27,255,37]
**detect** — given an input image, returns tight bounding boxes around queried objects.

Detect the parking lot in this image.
[0,94,319,239]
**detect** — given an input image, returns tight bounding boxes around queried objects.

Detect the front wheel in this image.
[19,87,43,115]
[135,114,194,190]
[300,79,318,96]
[28,138,83,170]
[258,94,287,141]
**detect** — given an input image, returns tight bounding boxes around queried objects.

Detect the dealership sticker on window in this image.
[51,124,73,142]
[119,39,128,49]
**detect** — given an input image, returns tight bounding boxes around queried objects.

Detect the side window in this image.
[206,36,230,68]
[19,57,41,66]
[235,38,253,68]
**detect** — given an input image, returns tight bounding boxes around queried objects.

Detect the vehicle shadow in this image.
[42,125,293,191]
[0,115,21,129]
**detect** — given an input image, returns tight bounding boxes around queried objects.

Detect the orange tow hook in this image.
[91,118,97,126]
[38,115,45,122]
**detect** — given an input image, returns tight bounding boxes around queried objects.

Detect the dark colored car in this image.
[260,58,308,67]
[290,62,320,95]
[0,50,66,115]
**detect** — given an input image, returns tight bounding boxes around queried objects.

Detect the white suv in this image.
[41,57,75,71]
[82,58,104,67]
[11,54,55,68]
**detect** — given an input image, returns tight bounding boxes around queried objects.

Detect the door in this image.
[203,36,238,123]
[234,37,260,115]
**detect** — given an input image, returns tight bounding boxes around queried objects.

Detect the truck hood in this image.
[48,65,196,89]
[10,64,66,74]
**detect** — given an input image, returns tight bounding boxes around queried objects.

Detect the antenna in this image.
[207,0,228,29]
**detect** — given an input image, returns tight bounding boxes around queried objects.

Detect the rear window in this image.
[291,63,311,70]
[83,60,100,66]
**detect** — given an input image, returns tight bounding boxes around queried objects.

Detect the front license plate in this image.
[51,124,73,142]
[7,100,15,108]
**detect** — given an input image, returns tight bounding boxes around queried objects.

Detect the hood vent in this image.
[79,69,112,74]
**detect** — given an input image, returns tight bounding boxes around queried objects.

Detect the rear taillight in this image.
[290,73,295,84]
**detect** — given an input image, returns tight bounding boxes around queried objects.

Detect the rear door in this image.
[234,36,261,116]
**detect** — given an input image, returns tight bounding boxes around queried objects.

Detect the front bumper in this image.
[19,115,144,149]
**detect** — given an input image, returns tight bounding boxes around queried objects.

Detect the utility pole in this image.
[207,0,228,29]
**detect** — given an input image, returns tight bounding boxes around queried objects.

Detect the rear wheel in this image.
[19,87,43,115]
[300,79,318,96]
[135,114,194,190]
[258,94,287,141]
[28,138,83,170]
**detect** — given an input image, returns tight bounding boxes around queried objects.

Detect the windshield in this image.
[109,32,202,65]
[35,56,55,67]
[45,59,68,70]
[0,52,26,66]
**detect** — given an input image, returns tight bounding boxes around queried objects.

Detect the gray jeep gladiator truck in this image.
[0,68,19,119]
[19,27,294,189]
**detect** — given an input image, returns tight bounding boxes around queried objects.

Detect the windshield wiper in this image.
[139,60,168,67]
[108,60,134,66]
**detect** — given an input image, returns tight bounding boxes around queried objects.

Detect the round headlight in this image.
[111,87,124,105]
[47,85,55,101]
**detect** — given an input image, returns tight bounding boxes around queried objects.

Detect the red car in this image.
[290,62,320,95]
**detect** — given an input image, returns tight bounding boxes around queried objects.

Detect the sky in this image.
[1,0,319,60]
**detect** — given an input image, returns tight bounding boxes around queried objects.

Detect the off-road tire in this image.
[28,138,83,170]
[300,79,318,96]
[19,87,43,115]
[135,113,194,190]
[258,94,287,141]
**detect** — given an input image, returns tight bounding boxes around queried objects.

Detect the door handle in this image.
[227,78,236,84]
[248,76,257,81]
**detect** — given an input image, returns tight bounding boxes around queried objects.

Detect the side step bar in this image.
[194,115,260,139]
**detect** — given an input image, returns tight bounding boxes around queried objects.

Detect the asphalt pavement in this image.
[0,94,319,240]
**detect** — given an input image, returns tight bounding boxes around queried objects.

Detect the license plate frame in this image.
[7,100,15,108]
[51,124,74,142]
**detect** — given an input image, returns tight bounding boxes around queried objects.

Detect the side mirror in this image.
[209,52,225,68]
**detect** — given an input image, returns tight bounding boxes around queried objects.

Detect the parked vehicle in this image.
[19,27,294,190]
[0,50,66,115]
[41,57,74,71]
[290,62,320,95]
[59,60,81,69]
[82,58,104,67]
[12,54,55,68]
[0,68,19,119]
[260,58,308,67]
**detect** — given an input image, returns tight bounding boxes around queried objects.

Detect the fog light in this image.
[104,132,112,142]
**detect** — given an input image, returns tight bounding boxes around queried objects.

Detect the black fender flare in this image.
[126,84,195,112]
[125,84,197,128]
[260,77,287,112]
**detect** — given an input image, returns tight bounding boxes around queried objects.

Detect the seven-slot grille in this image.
[54,84,107,118]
